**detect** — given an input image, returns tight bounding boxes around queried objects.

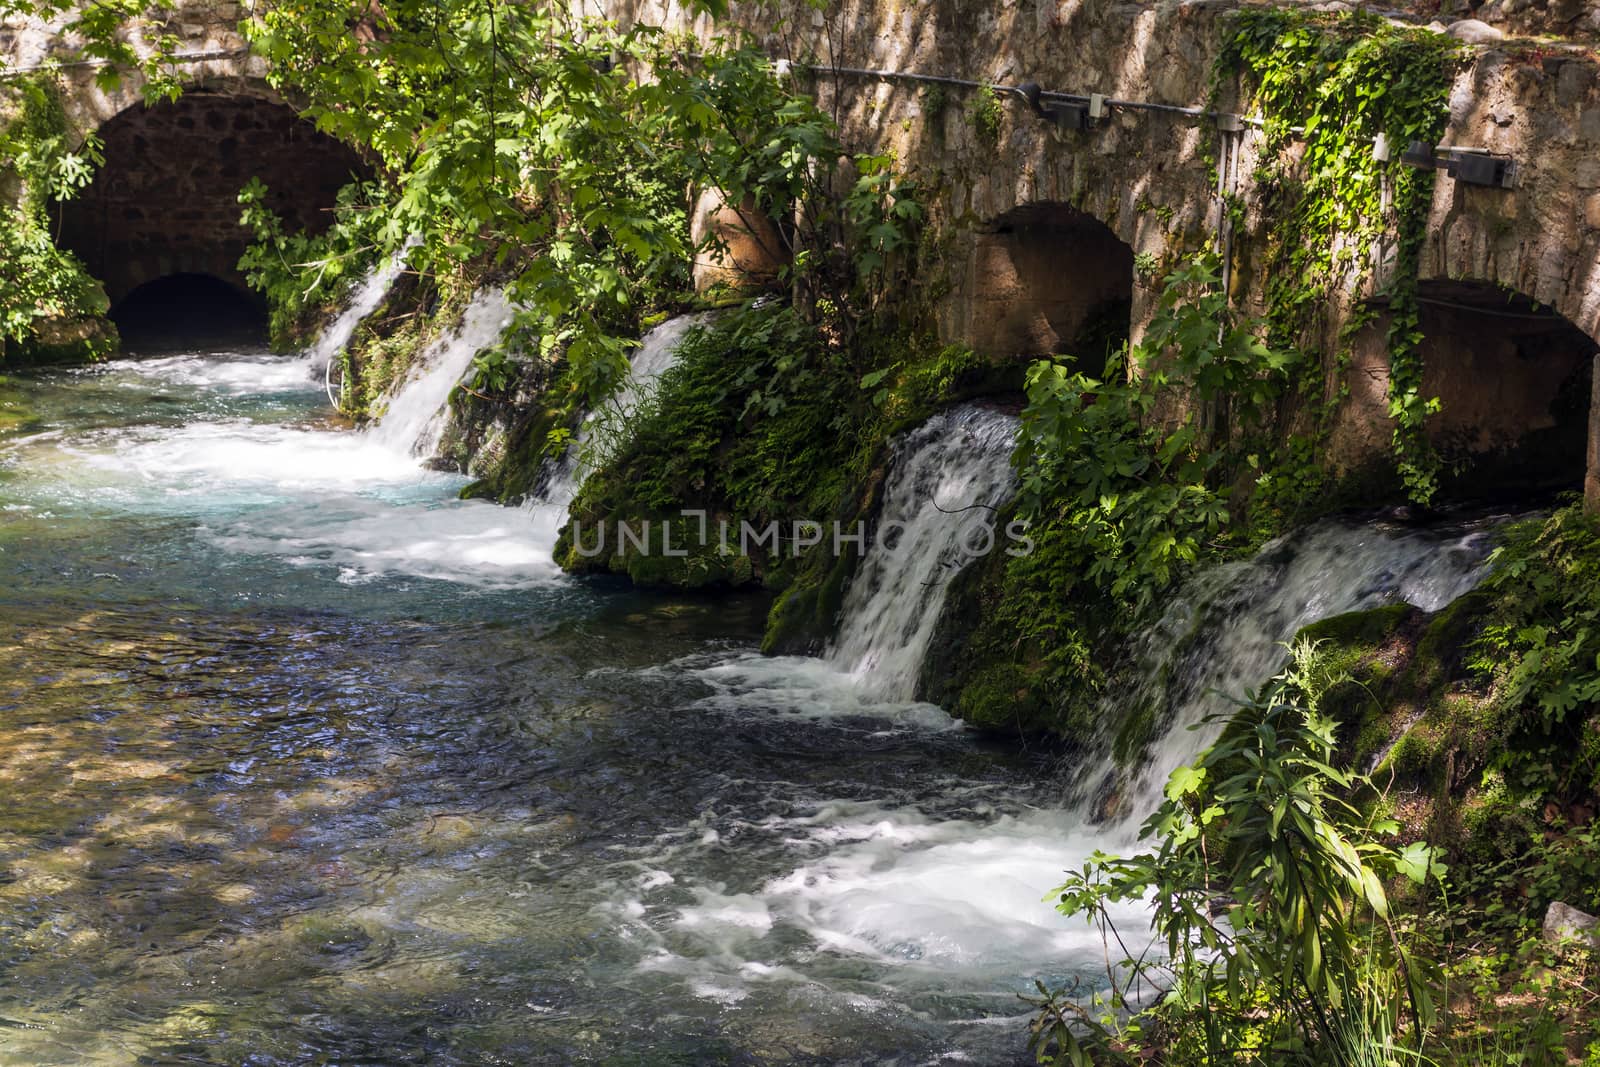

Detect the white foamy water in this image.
[6,283,572,588]
[103,349,326,395]
[74,420,428,496]
[1101,516,1500,819]
[306,240,418,375]
[533,312,707,510]
[607,794,1151,1018]
[201,495,566,589]
[827,403,1020,700]
[657,515,1499,1001]
[367,288,514,460]
[672,650,960,731]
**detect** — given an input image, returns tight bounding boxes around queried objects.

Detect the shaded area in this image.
[56,90,370,308]
[1338,281,1599,502]
[109,272,269,352]
[1413,281,1596,499]
[956,202,1133,374]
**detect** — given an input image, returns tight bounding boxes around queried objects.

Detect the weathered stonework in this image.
[57,93,369,305]
[600,0,1600,504]
[1,1,266,136]
[689,189,788,291]
[7,0,1600,498]
[3,2,366,330]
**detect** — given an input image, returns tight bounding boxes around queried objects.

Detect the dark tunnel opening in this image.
[55,89,371,352]
[964,202,1135,376]
[111,273,270,353]
[1413,281,1597,502]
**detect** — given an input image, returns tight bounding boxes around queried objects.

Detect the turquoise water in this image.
[0,350,1101,1065]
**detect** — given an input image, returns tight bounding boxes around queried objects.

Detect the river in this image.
[0,345,1119,1065]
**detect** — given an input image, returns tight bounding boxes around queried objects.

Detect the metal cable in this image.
[791,61,1272,130]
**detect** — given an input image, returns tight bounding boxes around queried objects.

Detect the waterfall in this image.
[1084,515,1502,821]
[826,403,1021,701]
[366,288,513,459]
[813,396,1501,821]
[533,313,707,510]
[305,240,417,376]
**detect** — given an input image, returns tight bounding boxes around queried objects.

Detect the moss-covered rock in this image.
[454,390,570,504]
[917,506,1120,738]
[1293,596,1500,785]
[5,312,117,366]
[341,269,447,422]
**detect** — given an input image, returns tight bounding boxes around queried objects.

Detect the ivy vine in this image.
[0,76,111,362]
[1217,9,1462,503]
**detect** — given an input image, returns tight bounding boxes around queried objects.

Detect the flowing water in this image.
[531,312,710,512]
[1093,518,1500,819]
[367,288,515,461]
[0,304,1503,1063]
[305,241,419,378]
[827,404,1020,701]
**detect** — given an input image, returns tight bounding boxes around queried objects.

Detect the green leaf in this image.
[1165,765,1207,801]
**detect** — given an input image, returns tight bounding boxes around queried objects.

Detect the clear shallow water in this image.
[0,349,1106,1065]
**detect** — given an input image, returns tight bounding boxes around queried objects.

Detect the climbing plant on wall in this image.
[1217,9,1462,503]
[0,76,111,362]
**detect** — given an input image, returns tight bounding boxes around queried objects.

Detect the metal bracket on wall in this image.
[1398,140,1519,189]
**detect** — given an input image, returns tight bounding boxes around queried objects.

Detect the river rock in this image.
[1543,901,1600,948]
[1447,19,1506,43]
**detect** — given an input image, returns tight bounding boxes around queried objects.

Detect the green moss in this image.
[877,343,1019,423]
[1301,603,1414,652]
[966,85,1004,148]
[1413,588,1493,688]
[342,270,469,422]
[558,305,873,592]
[457,397,570,503]
[2,316,117,367]
[763,542,863,655]
[920,508,1113,739]
[954,664,1053,733]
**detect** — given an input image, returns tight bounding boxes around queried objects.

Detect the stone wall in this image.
[1,0,264,136]
[599,0,1600,507]
[8,0,1600,503]
[3,1,365,331]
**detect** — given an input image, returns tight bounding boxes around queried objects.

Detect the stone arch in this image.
[55,87,372,331]
[1337,280,1598,500]
[945,202,1134,375]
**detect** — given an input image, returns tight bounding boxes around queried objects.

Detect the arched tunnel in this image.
[56,89,371,351]
[1340,280,1598,501]
[1412,281,1597,498]
[955,202,1135,375]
